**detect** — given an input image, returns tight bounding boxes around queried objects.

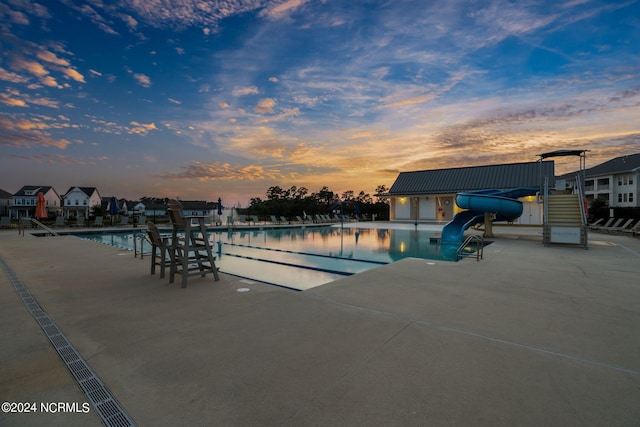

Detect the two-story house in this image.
[62,187,102,219]
[11,186,61,219]
[581,153,640,208]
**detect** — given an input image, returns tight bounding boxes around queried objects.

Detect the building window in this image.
[618,194,623,203]
[597,178,609,190]
[629,193,634,203]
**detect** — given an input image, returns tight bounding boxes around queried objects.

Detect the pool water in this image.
[76,225,479,290]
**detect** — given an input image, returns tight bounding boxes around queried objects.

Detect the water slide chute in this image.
[440,187,538,245]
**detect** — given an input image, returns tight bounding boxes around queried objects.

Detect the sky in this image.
[1,0,639,205]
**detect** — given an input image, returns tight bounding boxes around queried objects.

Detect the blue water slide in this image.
[441,187,538,245]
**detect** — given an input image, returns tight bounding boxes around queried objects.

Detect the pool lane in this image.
[216,243,387,290]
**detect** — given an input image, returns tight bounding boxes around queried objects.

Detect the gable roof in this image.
[0,188,13,199]
[14,185,55,196]
[584,153,640,177]
[388,161,554,195]
[63,186,98,197]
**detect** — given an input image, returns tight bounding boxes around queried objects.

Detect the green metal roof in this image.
[388,161,554,195]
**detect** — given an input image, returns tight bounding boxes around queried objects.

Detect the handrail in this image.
[30,218,60,236]
[542,176,549,245]
[575,174,588,249]
[19,218,60,237]
[457,234,484,261]
[133,232,150,258]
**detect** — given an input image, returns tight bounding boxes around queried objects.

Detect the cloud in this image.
[0,67,30,84]
[379,94,438,109]
[0,115,72,149]
[13,58,48,77]
[233,86,259,96]
[159,161,282,181]
[0,89,59,108]
[133,73,151,87]
[254,98,276,114]
[6,153,105,165]
[122,0,269,32]
[261,0,307,20]
[128,121,157,135]
[62,68,85,83]
[168,98,182,105]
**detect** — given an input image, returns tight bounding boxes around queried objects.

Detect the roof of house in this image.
[13,185,55,196]
[0,188,13,199]
[388,161,554,195]
[63,186,99,197]
[584,153,640,178]
[180,200,217,210]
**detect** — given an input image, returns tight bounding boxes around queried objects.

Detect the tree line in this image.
[242,185,390,220]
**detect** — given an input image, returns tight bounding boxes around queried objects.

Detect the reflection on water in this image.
[78,226,475,262]
[211,226,464,262]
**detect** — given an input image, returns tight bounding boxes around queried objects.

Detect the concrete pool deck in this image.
[1,224,639,426]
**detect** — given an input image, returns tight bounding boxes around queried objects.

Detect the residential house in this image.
[579,153,640,208]
[0,188,12,217]
[179,200,218,217]
[387,161,555,224]
[11,186,61,219]
[141,201,167,220]
[62,187,102,219]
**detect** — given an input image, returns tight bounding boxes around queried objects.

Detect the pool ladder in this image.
[457,235,484,261]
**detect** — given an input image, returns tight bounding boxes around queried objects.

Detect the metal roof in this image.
[584,153,640,177]
[388,161,554,195]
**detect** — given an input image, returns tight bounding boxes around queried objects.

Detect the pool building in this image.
[386,160,555,225]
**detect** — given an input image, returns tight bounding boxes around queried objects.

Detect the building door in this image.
[437,196,454,221]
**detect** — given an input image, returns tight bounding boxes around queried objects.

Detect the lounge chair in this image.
[295,215,305,224]
[606,218,634,233]
[54,216,65,227]
[251,215,260,225]
[146,222,171,278]
[270,215,281,224]
[280,216,289,224]
[74,216,85,227]
[588,218,604,227]
[93,216,103,227]
[137,215,146,226]
[0,216,11,229]
[620,219,640,236]
[589,218,615,232]
[119,216,129,227]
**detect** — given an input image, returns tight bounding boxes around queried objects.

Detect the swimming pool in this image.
[74,224,479,290]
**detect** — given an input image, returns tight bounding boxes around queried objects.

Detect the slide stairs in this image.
[543,194,587,246]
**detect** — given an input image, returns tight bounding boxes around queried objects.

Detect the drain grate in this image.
[0,257,137,427]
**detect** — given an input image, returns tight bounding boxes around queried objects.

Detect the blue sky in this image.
[1,0,638,204]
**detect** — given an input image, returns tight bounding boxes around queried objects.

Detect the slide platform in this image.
[441,187,538,245]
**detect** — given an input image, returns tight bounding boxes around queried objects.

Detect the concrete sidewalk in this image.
[1,227,639,426]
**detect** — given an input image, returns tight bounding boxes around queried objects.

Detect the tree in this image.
[375,184,389,203]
